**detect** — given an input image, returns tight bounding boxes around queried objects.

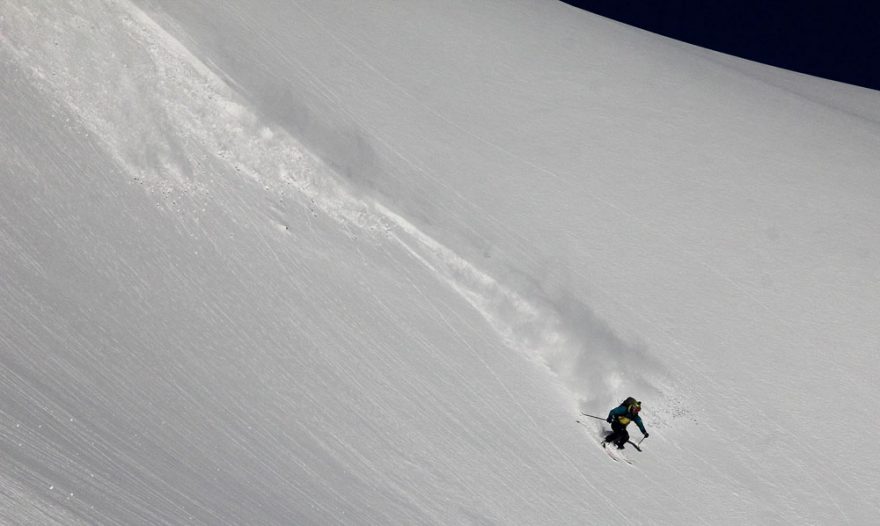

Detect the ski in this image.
[577,419,633,464]
[602,440,632,464]
[578,419,643,452]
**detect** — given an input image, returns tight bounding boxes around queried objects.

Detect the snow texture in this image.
[1,0,878,524]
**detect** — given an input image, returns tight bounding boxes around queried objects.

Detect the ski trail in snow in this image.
[0,2,640,514]
[0,0,652,423]
[283,0,835,405]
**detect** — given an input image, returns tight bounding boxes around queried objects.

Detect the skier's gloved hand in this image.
[643,432,649,438]
[606,417,612,423]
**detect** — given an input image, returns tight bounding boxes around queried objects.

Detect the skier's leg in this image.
[615,428,630,449]
[603,430,618,445]
[605,421,622,445]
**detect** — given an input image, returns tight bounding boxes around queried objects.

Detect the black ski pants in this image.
[605,421,629,448]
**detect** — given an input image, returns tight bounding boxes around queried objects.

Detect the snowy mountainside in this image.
[1,0,879,524]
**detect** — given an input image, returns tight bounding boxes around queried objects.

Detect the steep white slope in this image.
[0,10,610,526]
[1,0,878,524]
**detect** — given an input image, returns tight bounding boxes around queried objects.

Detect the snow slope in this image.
[1,0,878,524]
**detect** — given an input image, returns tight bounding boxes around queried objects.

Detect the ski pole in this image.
[580,412,607,421]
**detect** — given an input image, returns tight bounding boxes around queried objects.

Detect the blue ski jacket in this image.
[607,404,647,435]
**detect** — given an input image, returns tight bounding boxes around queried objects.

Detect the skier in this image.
[603,397,649,449]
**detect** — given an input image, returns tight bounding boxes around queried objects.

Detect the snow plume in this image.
[523,284,664,409]
[1,0,359,224]
[378,205,668,414]
[255,85,391,197]
[2,0,665,415]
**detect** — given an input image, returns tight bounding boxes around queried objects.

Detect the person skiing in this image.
[603,397,649,449]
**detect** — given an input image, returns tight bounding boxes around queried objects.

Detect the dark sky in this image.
[561,1,880,91]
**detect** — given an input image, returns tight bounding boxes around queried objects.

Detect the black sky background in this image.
[562,1,880,91]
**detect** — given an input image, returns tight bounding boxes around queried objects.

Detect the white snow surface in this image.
[1,0,879,524]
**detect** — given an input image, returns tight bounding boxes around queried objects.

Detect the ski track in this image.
[0,0,658,420]
[1,7,718,523]
[0,15,690,520]
[285,10,860,490]
[0,3,666,518]
[1,10,660,519]
[273,7,855,518]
